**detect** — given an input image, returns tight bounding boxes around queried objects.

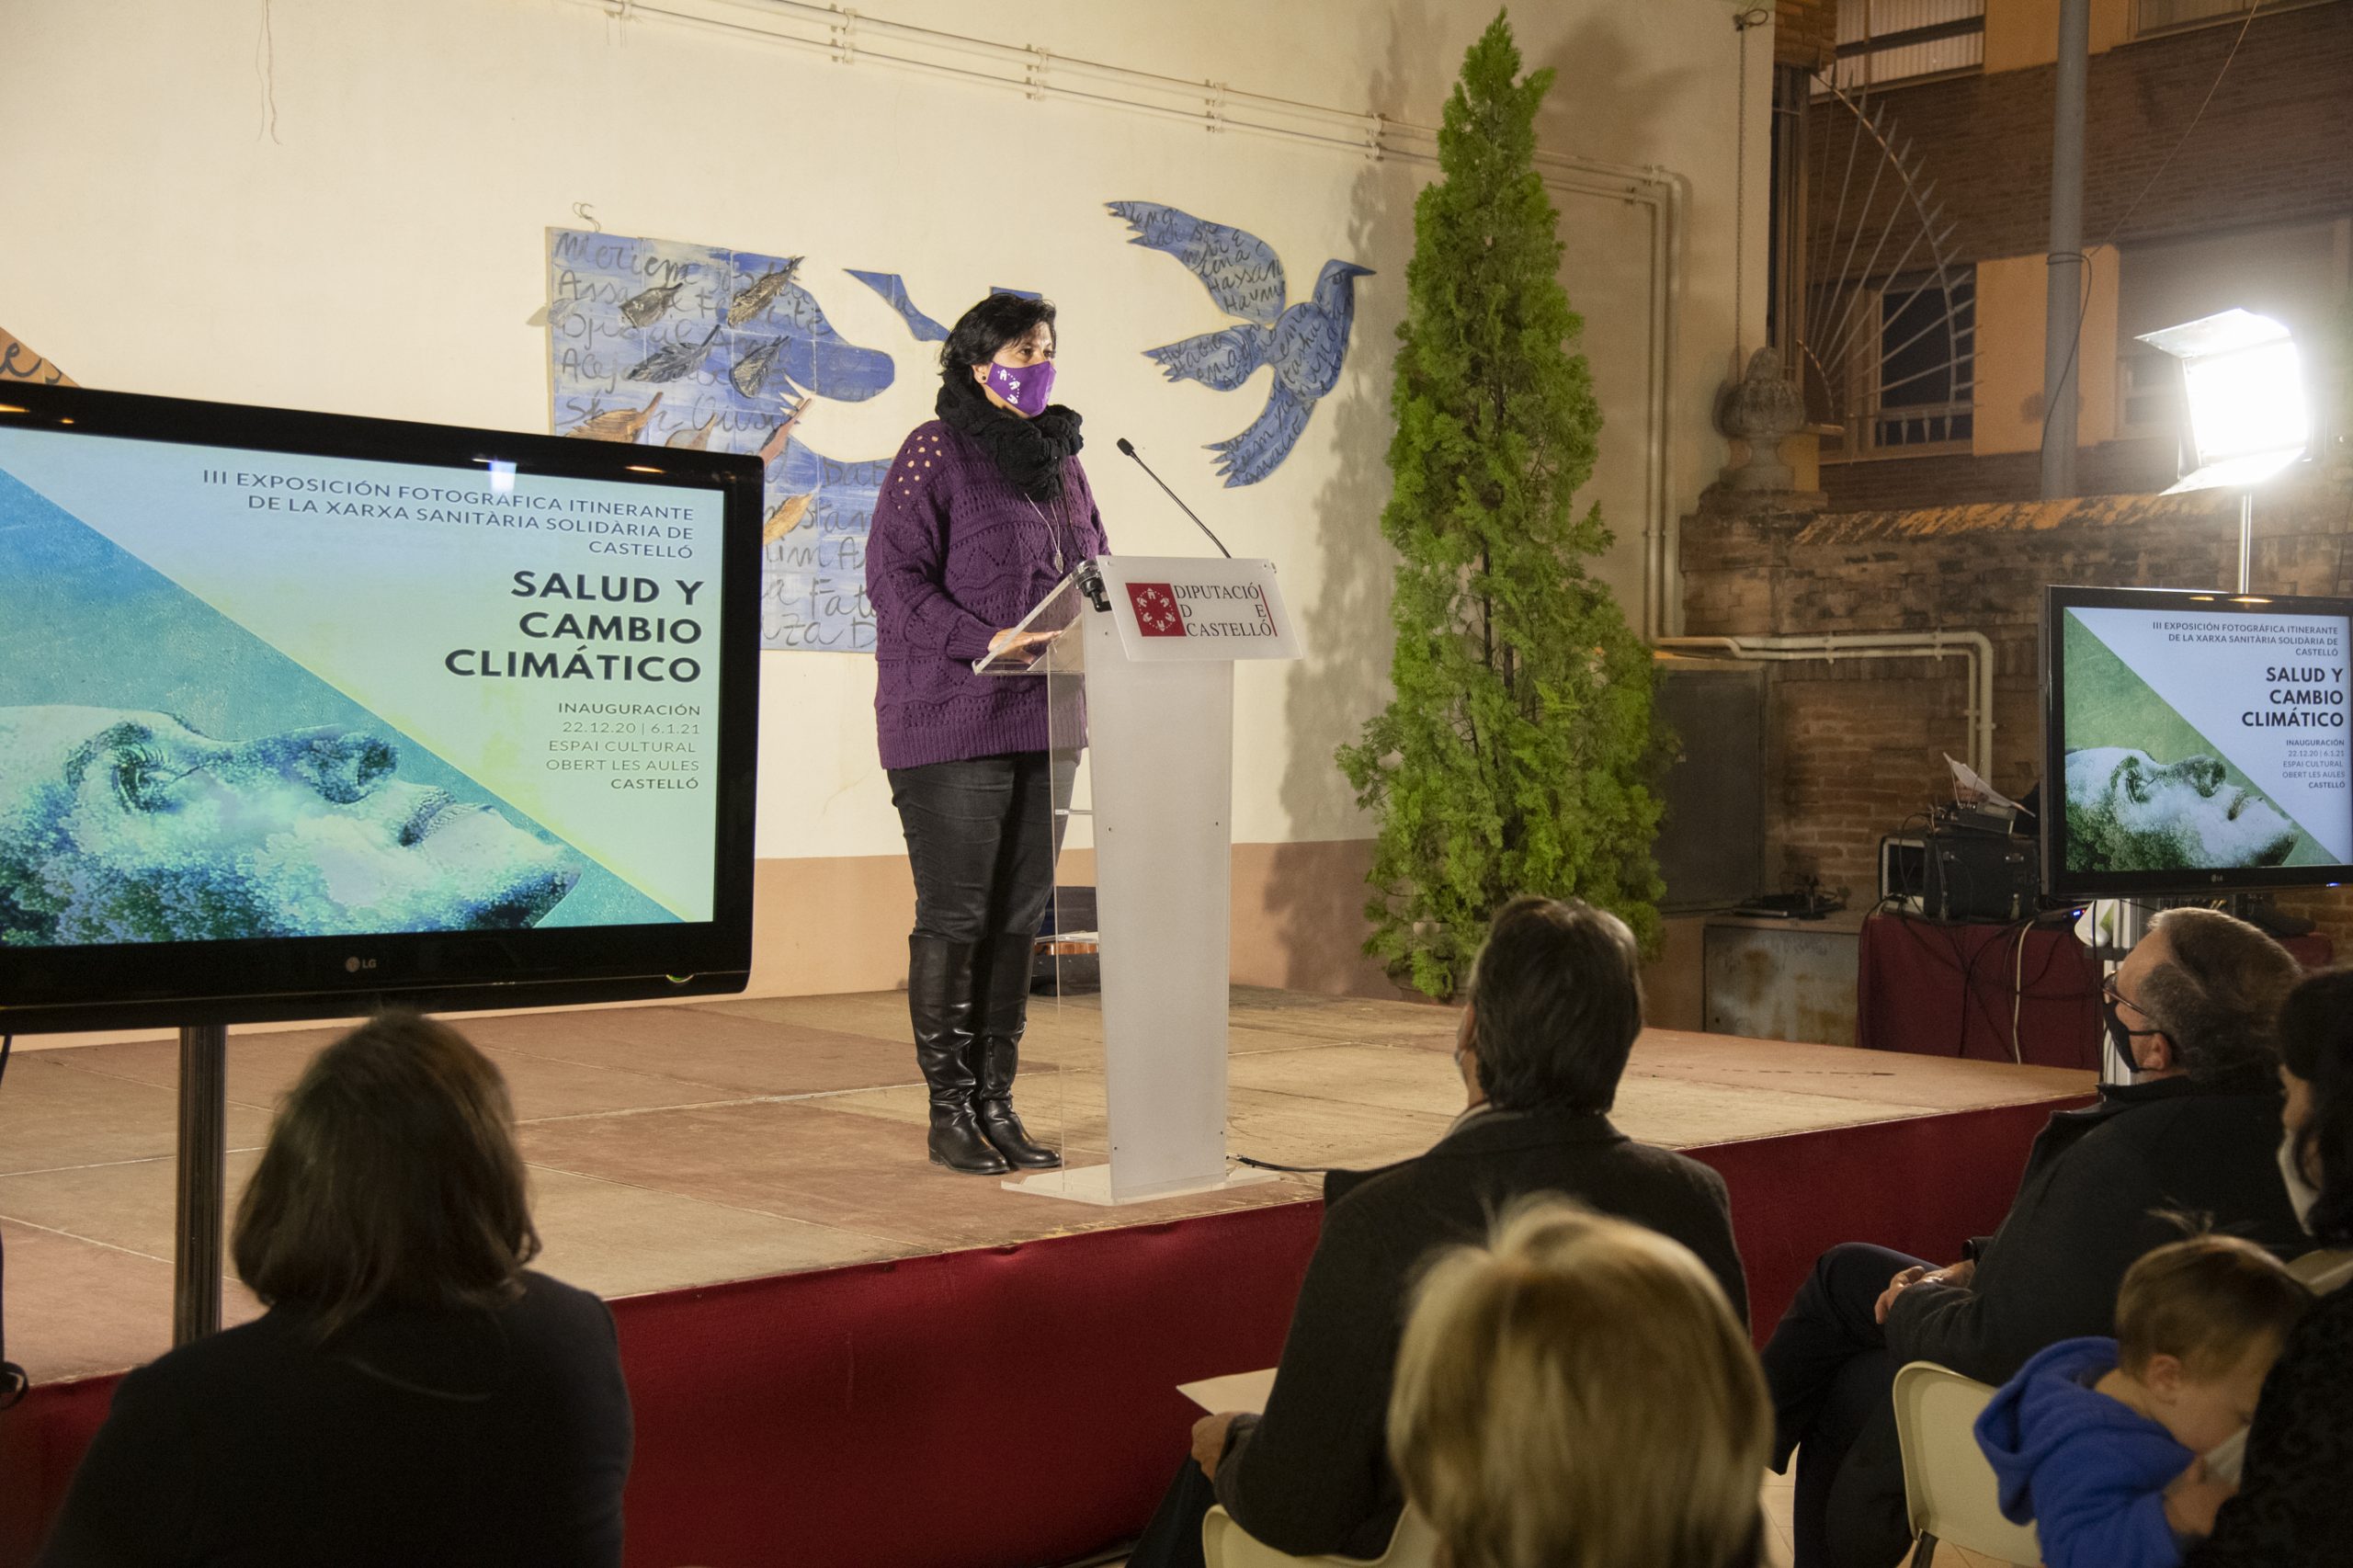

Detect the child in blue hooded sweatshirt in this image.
[1974,1234,2310,1568]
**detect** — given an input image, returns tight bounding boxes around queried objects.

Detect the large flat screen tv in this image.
[2043,585,2353,898]
[0,383,761,1032]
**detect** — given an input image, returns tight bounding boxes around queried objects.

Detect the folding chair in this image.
[1891,1360,2043,1568]
[1201,1504,1439,1568]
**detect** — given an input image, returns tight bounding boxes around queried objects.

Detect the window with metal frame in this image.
[1820,0,1985,94]
[1870,269,1976,450]
[2132,0,2330,40]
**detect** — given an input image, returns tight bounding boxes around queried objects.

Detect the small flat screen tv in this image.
[0,383,761,1032]
[2043,585,2353,898]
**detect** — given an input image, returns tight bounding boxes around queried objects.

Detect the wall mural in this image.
[0,327,74,387]
[1106,201,1371,487]
[545,228,926,653]
[846,270,949,343]
[547,232,1053,654]
[544,210,1369,654]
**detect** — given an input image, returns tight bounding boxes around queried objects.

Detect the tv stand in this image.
[174,1024,227,1344]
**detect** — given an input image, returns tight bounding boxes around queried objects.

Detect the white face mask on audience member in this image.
[2278,1135,2322,1233]
[2279,1062,2323,1233]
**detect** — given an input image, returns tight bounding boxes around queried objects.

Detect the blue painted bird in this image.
[1108,200,1373,486]
[844,269,949,343]
[726,265,895,403]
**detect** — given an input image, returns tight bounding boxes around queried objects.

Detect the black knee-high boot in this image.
[971,932,1060,1169]
[908,935,1007,1175]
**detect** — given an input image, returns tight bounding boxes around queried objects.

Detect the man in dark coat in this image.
[1122,896,1748,1567]
[1763,906,2309,1568]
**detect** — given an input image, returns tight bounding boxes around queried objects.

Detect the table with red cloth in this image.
[1858,912,2104,1068]
[2280,932,2336,970]
[1858,912,2335,1068]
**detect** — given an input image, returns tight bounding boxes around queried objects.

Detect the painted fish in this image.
[757,395,813,464]
[620,278,691,328]
[730,336,786,398]
[762,490,814,545]
[665,412,722,449]
[1,332,74,387]
[725,261,804,327]
[627,325,721,384]
[565,392,663,442]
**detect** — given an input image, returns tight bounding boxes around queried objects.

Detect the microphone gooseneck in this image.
[1117,437,1233,560]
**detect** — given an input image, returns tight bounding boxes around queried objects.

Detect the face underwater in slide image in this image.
[0,707,582,946]
[2063,745,2301,873]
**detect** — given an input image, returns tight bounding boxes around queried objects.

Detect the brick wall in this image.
[1802,4,2353,516]
[1822,436,2179,509]
[1678,477,2353,943]
[1760,661,1980,891]
[1805,3,2353,267]
[1776,0,1837,70]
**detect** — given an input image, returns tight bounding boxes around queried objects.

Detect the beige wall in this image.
[11,839,1413,1051]
[1972,245,2120,455]
[743,840,1402,1000]
[1984,0,2133,74]
[1643,916,1710,1033]
[1,0,1768,1001]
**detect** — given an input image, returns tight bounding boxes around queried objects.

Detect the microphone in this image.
[1116,437,1232,559]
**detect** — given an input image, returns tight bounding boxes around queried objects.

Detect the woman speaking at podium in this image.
[866,293,1108,1176]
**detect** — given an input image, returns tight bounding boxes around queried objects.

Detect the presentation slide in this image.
[2062,604,2353,875]
[0,427,725,948]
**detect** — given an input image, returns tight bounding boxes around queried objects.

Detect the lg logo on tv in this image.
[344,955,379,973]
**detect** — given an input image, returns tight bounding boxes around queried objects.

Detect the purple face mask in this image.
[984,358,1056,417]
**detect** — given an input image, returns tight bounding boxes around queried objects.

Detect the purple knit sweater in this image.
[866,419,1108,769]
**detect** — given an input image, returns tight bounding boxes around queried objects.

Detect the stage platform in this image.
[0,988,2093,1566]
[2,985,2088,1382]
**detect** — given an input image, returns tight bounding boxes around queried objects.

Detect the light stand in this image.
[173,1024,227,1344]
[2238,490,2254,596]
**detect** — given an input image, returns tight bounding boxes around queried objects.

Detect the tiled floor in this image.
[0,987,2089,1385]
[1760,1468,2024,1566]
[1101,1471,2021,1568]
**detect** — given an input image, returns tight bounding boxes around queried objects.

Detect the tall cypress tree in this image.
[1337,11,1664,1000]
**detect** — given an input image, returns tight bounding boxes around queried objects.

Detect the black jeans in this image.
[1125,1454,1216,1568]
[887,753,1069,945]
[1758,1242,1927,1568]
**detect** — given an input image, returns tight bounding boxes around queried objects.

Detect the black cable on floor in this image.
[1235,1154,1331,1175]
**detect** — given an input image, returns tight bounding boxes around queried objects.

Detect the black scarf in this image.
[935,373,1083,502]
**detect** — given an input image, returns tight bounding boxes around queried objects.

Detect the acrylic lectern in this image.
[974,554,1301,1204]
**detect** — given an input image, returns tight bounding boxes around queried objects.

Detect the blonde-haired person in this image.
[1123,897,1745,1568]
[1391,1199,1772,1568]
[1763,905,2308,1567]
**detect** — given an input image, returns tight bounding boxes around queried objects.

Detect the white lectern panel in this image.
[1006,556,1300,1206]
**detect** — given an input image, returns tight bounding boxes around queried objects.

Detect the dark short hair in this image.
[1465,897,1643,1115]
[2279,967,2353,1245]
[2115,1233,2308,1378]
[233,1012,539,1338]
[2141,908,2300,1082]
[940,293,1057,380]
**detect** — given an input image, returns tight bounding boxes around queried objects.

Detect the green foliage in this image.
[1336,10,1665,1000]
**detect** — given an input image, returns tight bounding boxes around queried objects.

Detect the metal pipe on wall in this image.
[1655,631,1997,781]
[1648,171,1690,642]
[2040,0,2090,499]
